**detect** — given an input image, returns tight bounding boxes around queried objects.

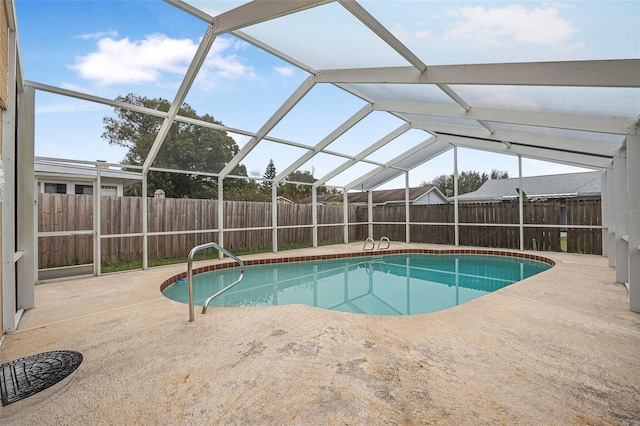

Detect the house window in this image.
[75,184,93,195]
[44,182,67,194]
[101,185,117,197]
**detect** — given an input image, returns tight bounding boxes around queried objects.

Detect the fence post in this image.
[518,155,524,251]
[218,178,225,259]
[312,187,318,248]
[343,191,349,244]
[405,172,410,243]
[453,145,459,246]
[272,183,278,253]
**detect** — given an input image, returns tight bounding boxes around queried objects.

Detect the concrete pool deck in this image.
[1,243,639,425]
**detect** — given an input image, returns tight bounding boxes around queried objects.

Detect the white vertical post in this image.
[95,161,102,275]
[405,172,410,243]
[368,190,374,239]
[218,178,225,258]
[453,146,459,246]
[626,133,640,312]
[343,190,349,244]
[2,26,18,332]
[600,171,608,256]
[272,182,278,253]
[606,167,616,267]
[518,155,524,251]
[312,187,318,248]
[613,155,628,284]
[17,86,36,309]
[142,173,148,270]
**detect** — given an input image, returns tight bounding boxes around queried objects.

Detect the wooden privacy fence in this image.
[38,194,358,268]
[38,194,602,269]
[356,199,602,254]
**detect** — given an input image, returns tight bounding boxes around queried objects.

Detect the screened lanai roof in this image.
[20,0,640,191]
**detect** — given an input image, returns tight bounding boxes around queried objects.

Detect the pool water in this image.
[162,254,551,315]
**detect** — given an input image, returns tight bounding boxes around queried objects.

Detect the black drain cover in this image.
[0,350,83,406]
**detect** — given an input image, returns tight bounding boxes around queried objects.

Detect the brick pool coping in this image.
[160,248,555,292]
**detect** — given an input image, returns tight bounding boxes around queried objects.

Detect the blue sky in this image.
[14,0,640,189]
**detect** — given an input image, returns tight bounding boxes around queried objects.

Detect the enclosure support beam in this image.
[272,184,278,253]
[453,145,459,247]
[381,101,631,136]
[627,133,640,312]
[312,188,318,248]
[16,85,35,310]
[606,167,616,267]
[218,178,225,259]
[600,171,608,256]
[2,25,19,332]
[273,104,373,184]
[368,191,373,239]
[518,155,524,251]
[405,172,410,244]
[343,191,349,244]
[344,136,438,191]
[95,163,103,276]
[219,76,315,180]
[613,155,628,284]
[317,59,640,88]
[314,124,410,189]
[142,27,218,174]
[142,173,148,270]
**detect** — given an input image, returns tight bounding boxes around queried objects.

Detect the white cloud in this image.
[70,34,197,85]
[446,4,576,47]
[79,30,119,40]
[274,66,294,76]
[391,23,431,43]
[69,33,255,88]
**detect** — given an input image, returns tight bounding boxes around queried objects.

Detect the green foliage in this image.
[103,93,247,199]
[262,159,277,188]
[422,169,509,196]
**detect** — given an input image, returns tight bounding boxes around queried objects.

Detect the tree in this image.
[280,170,315,201]
[102,93,247,198]
[262,159,277,189]
[490,169,509,180]
[422,169,509,196]
[278,169,330,202]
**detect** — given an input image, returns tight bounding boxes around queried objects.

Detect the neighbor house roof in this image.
[35,158,142,187]
[307,186,445,205]
[454,171,602,202]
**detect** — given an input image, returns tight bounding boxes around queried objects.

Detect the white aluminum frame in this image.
[5,0,640,330]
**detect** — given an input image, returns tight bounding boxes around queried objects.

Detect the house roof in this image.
[35,158,142,187]
[454,171,602,202]
[308,186,441,205]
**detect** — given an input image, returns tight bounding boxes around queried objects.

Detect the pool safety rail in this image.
[363,237,391,251]
[187,242,245,322]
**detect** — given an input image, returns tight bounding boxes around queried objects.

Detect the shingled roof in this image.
[455,171,602,202]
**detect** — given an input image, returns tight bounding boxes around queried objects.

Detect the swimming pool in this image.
[162,251,553,315]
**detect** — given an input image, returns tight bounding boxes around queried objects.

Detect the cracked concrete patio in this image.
[1,243,638,425]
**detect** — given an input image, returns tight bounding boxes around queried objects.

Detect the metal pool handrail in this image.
[377,236,390,250]
[363,237,375,251]
[187,242,245,322]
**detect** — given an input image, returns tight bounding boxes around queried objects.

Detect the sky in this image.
[13,0,640,190]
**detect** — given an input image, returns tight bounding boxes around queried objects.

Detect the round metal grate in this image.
[0,350,83,406]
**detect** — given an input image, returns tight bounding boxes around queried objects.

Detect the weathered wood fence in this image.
[38,194,359,268]
[38,194,602,269]
[360,199,601,254]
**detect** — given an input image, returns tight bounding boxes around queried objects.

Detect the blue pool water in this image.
[162,254,551,316]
